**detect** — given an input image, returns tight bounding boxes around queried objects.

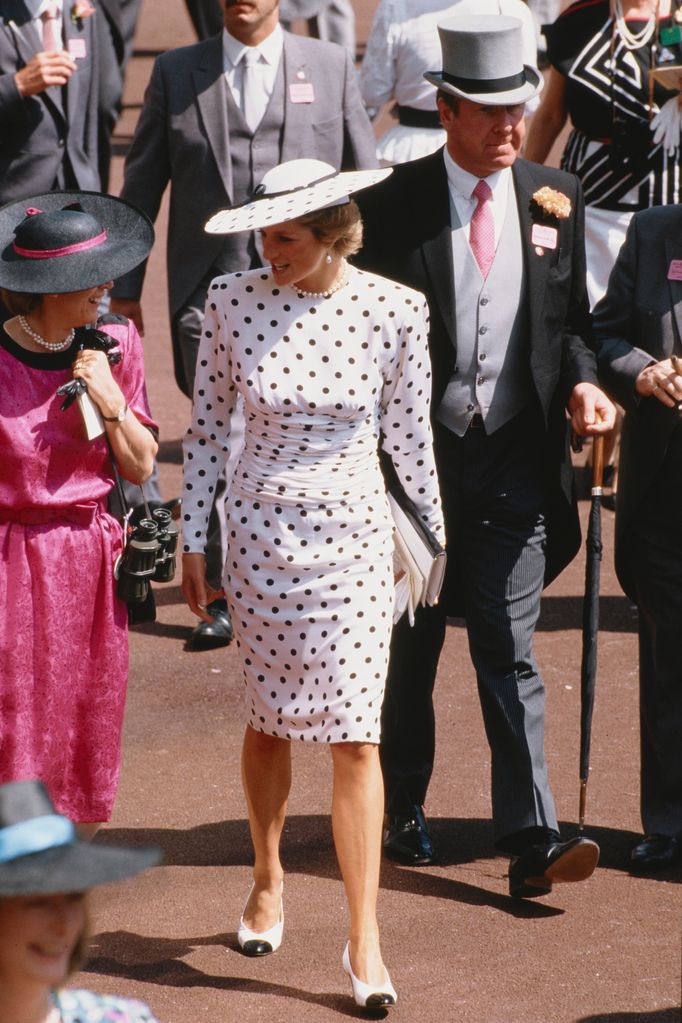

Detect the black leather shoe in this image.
[508,836,599,898]
[630,834,681,871]
[383,806,435,865]
[189,598,233,651]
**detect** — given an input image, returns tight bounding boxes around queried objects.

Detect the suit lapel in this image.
[511,159,547,354]
[3,0,42,73]
[416,151,457,354]
[280,33,312,163]
[664,236,682,350]
[4,0,65,120]
[63,4,87,126]
[194,36,233,201]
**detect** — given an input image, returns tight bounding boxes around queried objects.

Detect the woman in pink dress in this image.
[0,192,157,829]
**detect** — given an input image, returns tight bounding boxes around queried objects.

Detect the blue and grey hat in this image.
[0,780,160,896]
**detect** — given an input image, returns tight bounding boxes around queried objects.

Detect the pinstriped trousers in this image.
[380,408,560,847]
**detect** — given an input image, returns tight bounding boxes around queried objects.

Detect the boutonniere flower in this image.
[531,187,572,221]
[70,1,96,25]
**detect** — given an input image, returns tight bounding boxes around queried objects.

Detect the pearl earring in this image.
[325,253,332,264]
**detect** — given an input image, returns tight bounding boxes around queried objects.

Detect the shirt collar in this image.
[443,148,509,203]
[223,22,284,70]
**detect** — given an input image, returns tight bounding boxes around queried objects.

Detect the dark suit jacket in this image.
[0,0,99,202]
[113,29,377,316]
[355,150,598,611]
[592,204,682,599]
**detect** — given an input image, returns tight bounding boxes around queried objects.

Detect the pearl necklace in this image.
[293,262,347,299]
[612,0,658,49]
[18,315,75,352]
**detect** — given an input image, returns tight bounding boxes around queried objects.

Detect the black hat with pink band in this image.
[0,191,153,294]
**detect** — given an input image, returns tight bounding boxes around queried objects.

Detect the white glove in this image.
[650,96,682,157]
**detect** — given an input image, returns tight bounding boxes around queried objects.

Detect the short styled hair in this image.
[0,289,43,316]
[296,199,363,258]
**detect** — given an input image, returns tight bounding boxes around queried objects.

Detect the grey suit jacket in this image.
[113,29,377,316]
[592,204,682,598]
[0,0,99,203]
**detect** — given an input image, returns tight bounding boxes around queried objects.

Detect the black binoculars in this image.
[116,507,178,604]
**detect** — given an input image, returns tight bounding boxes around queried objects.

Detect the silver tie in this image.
[241,48,266,133]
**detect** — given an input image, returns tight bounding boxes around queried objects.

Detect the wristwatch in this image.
[101,403,128,423]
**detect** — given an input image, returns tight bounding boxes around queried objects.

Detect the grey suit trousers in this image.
[380,408,559,847]
[622,424,682,837]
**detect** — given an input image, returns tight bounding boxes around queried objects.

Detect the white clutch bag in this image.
[388,486,446,625]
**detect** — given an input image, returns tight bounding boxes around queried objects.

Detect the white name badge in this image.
[68,38,87,59]
[289,82,314,103]
[531,223,558,250]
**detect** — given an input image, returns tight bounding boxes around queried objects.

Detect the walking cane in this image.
[579,433,605,830]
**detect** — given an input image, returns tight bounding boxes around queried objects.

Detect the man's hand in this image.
[110,298,144,336]
[635,357,682,408]
[568,382,617,435]
[15,51,76,97]
[182,553,224,623]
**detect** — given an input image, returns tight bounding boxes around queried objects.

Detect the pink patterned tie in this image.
[470,179,495,279]
[41,2,60,51]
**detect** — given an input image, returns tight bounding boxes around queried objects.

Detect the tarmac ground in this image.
[77,3,681,1021]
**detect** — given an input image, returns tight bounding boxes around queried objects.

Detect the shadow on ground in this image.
[578,1012,681,1022]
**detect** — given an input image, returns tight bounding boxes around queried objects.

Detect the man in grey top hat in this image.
[356,15,616,898]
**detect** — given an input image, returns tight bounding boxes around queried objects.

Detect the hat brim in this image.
[424,64,543,106]
[0,840,161,896]
[205,168,392,235]
[0,191,154,294]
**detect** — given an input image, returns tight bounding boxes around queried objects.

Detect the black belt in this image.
[396,105,441,129]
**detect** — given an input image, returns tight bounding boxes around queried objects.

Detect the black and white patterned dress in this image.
[182,265,444,743]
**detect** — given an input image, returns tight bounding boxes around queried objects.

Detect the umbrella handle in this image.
[592,434,605,493]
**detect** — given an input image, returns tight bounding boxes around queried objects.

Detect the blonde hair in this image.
[296,200,363,258]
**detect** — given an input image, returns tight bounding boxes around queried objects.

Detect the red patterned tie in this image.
[470,179,495,279]
[41,2,60,51]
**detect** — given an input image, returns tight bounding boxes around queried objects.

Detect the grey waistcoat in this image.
[436,188,533,437]
[213,59,286,274]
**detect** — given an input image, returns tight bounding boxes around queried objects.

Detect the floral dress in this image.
[54,988,159,1022]
[0,318,156,822]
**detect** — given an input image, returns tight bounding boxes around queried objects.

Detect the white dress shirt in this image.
[443,147,513,248]
[222,23,284,112]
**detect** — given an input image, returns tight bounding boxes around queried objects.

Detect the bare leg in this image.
[241,725,291,932]
[331,741,387,987]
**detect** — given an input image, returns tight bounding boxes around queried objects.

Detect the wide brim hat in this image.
[424,15,543,107]
[0,191,154,295]
[0,780,160,896]
[205,159,392,235]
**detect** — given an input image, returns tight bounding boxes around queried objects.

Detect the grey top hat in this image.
[424,15,543,107]
[0,780,160,896]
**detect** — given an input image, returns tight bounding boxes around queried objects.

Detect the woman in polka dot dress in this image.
[182,161,444,1008]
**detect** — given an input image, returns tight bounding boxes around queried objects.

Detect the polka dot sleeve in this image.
[181,280,239,555]
[380,291,445,544]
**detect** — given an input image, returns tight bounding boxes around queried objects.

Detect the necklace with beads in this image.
[293,261,348,299]
[18,315,75,352]
[612,0,659,49]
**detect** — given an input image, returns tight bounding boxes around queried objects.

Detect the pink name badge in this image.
[531,224,558,250]
[668,259,682,281]
[68,38,87,59]
[289,82,314,103]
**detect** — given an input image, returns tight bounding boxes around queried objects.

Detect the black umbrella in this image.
[579,434,605,830]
